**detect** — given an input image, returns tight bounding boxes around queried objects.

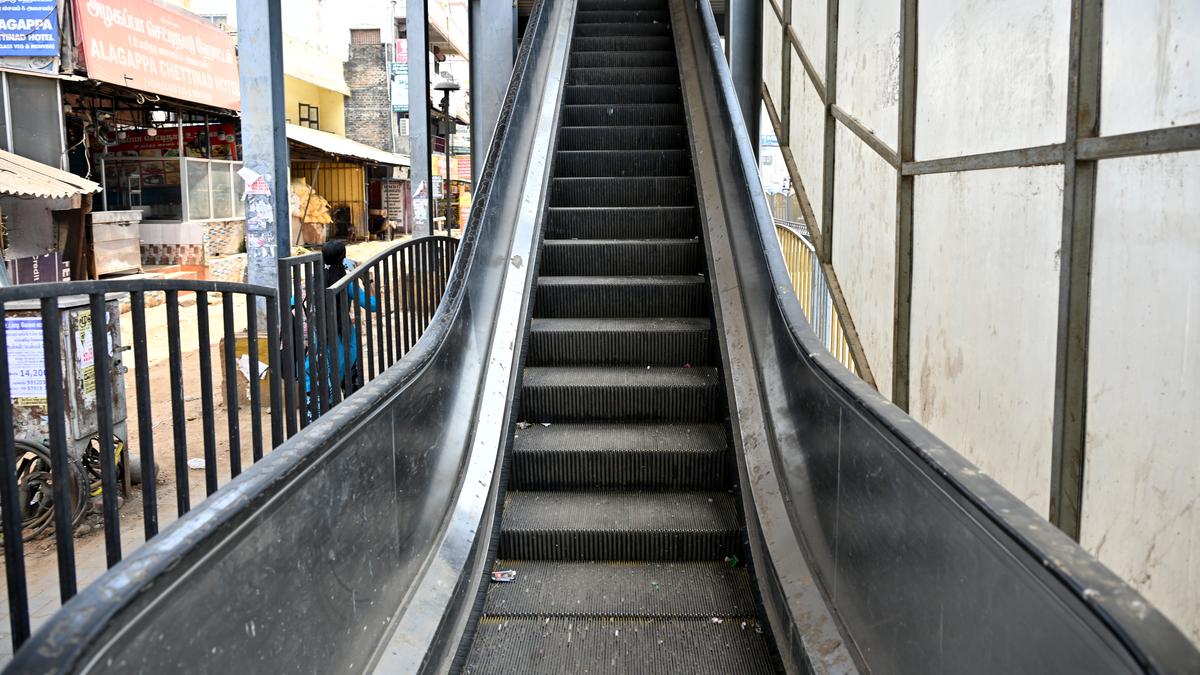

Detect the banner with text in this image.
[75,0,239,110]
[0,0,59,56]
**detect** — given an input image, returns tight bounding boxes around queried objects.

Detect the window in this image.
[351,28,380,45]
[103,158,183,221]
[201,14,230,31]
[299,104,319,130]
[8,73,63,168]
[184,159,243,221]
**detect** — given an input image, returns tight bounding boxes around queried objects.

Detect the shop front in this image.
[286,124,409,245]
[66,0,246,281]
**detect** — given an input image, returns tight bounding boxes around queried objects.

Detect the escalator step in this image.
[574,22,672,37]
[541,239,701,276]
[550,177,694,207]
[528,317,710,366]
[561,103,684,126]
[570,35,675,52]
[534,275,706,319]
[462,617,775,675]
[546,206,697,239]
[567,66,679,86]
[575,9,671,24]
[481,560,754,616]
[558,125,687,151]
[528,317,710,365]
[500,491,739,560]
[570,50,677,68]
[521,366,719,421]
[554,149,692,177]
[579,0,668,10]
[563,84,681,105]
[511,422,725,488]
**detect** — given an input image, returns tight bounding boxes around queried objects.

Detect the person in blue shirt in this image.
[324,240,378,390]
[301,240,377,412]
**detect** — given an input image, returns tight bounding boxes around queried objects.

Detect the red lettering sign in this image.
[75,0,240,111]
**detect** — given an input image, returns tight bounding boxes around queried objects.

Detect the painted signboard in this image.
[391,39,408,113]
[74,0,240,110]
[0,0,58,57]
[105,122,238,159]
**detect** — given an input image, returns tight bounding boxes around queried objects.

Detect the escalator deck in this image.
[461,1,778,672]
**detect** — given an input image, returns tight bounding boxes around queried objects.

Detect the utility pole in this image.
[407,0,432,236]
[236,0,291,307]
[435,77,459,234]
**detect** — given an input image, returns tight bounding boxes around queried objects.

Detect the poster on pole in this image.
[391,39,408,113]
[412,180,429,232]
[5,317,47,403]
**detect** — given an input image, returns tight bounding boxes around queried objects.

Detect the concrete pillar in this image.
[406,0,433,236]
[235,0,291,296]
[469,0,516,186]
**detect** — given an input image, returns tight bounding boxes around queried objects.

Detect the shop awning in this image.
[286,125,411,167]
[0,150,101,199]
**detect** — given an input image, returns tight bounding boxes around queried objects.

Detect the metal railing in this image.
[773,219,857,374]
[321,236,457,407]
[277,236,458,422]
[0,235,458,653]
[0,279,282,649]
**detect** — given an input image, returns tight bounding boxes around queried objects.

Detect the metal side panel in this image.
[668,0,1200,674]
[4,0,575,672]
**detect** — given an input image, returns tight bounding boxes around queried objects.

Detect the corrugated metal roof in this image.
[0,150,101,199]
[286,124,411,167]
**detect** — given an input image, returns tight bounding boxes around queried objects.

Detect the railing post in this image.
[0,316,31,649]
[39,298,77,602]
[88,293,121,567]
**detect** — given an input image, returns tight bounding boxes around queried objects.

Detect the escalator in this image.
[460,4,775,670]
[10,0,1199,673]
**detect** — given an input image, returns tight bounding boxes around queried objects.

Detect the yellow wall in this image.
[284,75,346,137]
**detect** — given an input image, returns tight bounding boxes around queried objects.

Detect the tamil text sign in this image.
[0,0,58,56]
[75,0,239,110]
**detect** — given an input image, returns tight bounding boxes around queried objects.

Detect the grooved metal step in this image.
[567,66,679,86]
[463,617,775,675]
[541,239,701,276]
[561,103,684,126]
[511,422,725,488]
[528,317,710,365]
[575,9,671,23]
[579,0,669,10]
[521,366,720,421]
[574,22,672,37]
[570,50,677,69]
[481,560,755,616]
[554,150,692,177]
[534,275,706,319]
[559,125,687,150]
[466,3,774,669]
[500,491,739,560]
[570,35,675,52]
[563,84,681,105]
[550,176,694,207]
[546,206,697,239]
